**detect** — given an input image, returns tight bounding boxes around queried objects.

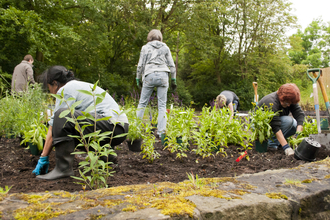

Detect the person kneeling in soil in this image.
[33,65,129,180]
[257,83,304,156]
[215,90,240,119]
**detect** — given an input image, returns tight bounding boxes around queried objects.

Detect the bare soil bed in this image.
[1,135,330,194]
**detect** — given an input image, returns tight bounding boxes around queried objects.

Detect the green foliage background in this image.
[1,0,330,110]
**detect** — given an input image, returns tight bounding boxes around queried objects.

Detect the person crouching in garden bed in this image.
[33,65,129,180]
[257,83,304,156]
[215,90,240,120]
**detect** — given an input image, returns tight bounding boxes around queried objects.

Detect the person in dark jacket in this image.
[257,83,304,156]
[136,29,176,137]
[11,54,36,93]
[216,90,240,119]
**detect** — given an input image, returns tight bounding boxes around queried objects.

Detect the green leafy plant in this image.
[165,107,196,158]
[54,81,126,189]
[126,107,143,143]
[249,104,278,143]
[141,123,160,163]
[288,116,318,149]
[20,118,48,151]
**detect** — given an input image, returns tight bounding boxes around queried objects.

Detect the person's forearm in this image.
[228,103,234,120]
[41,126,53,157]
[275,130,287,147]
[296,125,303,133]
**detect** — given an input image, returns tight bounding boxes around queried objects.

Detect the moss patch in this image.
[12,177,254,218]
[265,192,288,200]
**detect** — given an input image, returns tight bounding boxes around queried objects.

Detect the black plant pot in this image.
[127,139,142,152]
[29,142,41,156]
[294,137,321,162]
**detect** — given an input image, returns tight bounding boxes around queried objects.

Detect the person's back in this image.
[11,55,35,93]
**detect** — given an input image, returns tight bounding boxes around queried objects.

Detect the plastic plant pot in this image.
[255,140,268,153]
[127,139,142,152]
[29,142,41,156]
[294,137,321,162]
[321,118,329,130]
[161,134,168,146]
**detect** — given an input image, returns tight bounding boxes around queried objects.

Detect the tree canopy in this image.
[0,0,328,109]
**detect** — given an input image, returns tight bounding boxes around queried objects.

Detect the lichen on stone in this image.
[265,192,288,200]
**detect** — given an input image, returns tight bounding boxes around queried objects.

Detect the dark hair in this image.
[277,83,301,104]
[42,65,75,90]
[24,54,34,62]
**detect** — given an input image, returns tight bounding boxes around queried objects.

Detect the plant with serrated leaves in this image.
[53,81,126,189]
[288,116,318,149]
[141,122,160,163]
[249,104,278,143]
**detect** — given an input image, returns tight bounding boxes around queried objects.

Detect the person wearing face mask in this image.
[257,83,305,156]
[32,65,129,180]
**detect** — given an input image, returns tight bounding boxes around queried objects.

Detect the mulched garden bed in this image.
[1,135,329,194]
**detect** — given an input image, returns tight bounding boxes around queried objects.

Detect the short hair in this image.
[24,54,34,62]
[216,94,227,108]
[41,65,75,90]
[277,83,301,104]
[147,29,163,42]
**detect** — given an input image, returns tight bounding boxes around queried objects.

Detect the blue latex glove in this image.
[32,156,49,175]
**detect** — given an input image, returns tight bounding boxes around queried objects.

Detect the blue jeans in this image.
[137,71,169,135]
[268,116,297,149]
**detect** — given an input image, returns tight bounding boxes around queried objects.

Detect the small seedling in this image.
[0,185,12,194]
[187,172,203,189]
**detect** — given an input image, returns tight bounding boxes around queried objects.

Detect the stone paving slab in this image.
[1,159,330,220]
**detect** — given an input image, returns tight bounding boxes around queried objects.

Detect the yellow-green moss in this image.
[266,193,288,200]
[325,174,330,179]
[11,177,256,219]
[301,178,317,183]
[14,202,76,220]
[16,193,53,204]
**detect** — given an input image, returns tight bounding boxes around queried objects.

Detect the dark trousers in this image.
[52,108,128,149]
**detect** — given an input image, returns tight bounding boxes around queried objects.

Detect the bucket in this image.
[255,140,268,153]
[294,137,321,162]
[127,139,142,152]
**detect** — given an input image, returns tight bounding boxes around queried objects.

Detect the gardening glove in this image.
[282,144,294,156]
[136,78,142,89]
[32,156,49,175]
[171,78,177,91]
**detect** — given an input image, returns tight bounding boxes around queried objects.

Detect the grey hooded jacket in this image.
[136,41,176,81]
[11,60,36,92]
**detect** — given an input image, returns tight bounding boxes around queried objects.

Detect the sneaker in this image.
[284,147,294,156]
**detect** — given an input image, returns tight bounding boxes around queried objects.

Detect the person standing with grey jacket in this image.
[11,54,36,93]
[136,29,177,137]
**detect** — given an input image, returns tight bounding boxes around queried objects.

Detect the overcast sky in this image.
[287,0,330,35]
